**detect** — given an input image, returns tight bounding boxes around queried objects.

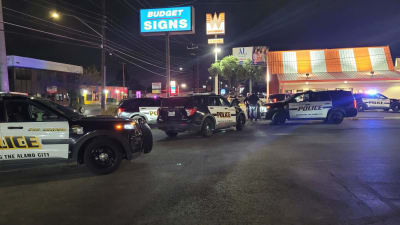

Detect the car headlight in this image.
[123,122,137,130]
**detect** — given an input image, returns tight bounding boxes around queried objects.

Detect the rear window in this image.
[328,91,354,103]
[140,98,161,107]
[162,97,193,107]
[120,99,140,108]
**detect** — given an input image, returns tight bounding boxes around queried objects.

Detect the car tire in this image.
[384,108,390,112]
[392,105,400,112]
[201,118,214,137]
[327,110,344,124]
[271,111,286,125]
[84,138,123,175]
[132,116,146,124]
[236,114,245,131]
[140,123,153,154]
[165,131,178,138]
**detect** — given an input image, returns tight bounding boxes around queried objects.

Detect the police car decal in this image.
[289,101,332,119]
[208,106,236,127]
[0,121,69,161]
[139,107,159,122]
[362,98,390,108]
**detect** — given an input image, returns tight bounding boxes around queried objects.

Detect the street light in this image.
[209,76,212,80]
[179,67,183,71]
[181,83,187,89]
[50,9,106,110]
[214,47,221,54]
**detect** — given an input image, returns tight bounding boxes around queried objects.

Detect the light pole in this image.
[214,47,221,94]
[50,9,106,110]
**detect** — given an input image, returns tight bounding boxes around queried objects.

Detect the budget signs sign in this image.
[140,6,195,35]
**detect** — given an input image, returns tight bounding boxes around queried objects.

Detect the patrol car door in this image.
[376,94,390,109]
[0,99,69,161]
[139,98,160,123]
[220,97,236,126]
[289,92,331,119]
[207,97,230,129]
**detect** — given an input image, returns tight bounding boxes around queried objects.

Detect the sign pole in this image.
[214,34,219,95]
[166,32,171,97]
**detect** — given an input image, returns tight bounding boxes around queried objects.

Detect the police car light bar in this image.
[366,89,378,95]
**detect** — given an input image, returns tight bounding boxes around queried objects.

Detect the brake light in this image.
[353,99,357,109]
[273,98,277,103]
[185,107,197,117]
[118,108,125,114]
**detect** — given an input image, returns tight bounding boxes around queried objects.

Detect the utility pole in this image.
[0,0,9,92]
[122,62,126,88]
[100,0,107,110]
[166,33,170,97]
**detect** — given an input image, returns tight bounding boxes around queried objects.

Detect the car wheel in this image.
[236,114,245,131]
[132,116,146,124]
[165,131,178,138]
[84,138,122,175]
[384,108,390,112]
[392,105,400,112]
[271,111,286,125]
[327,110,344,124]
[140,123,153,154]
[201,118,214,137]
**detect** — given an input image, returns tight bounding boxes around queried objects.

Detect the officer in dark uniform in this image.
[244,92,260,121]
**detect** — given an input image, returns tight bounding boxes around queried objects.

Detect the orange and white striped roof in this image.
[268,46,394,74]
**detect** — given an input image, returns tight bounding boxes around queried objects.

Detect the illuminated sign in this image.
[208,38,224,44]
[140,6,194,35]
[220,89,226,95]
[152,82,162,94]
[170,81,177,95]
[206,12,225,35]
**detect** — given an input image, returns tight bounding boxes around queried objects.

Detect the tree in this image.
[81,65,102,85]
[242,59,264,93]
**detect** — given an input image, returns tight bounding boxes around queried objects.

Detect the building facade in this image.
[267,46,400,98]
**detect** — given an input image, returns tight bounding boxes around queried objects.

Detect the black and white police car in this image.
[157,94,246,137]
[118,97,161,125]
[354,92,400,112]
[264,90,358,124]
[0,93,153,175]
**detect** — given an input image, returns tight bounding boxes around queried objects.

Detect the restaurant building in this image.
[267,46,400,98]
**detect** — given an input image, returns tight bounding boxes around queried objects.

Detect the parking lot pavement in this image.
[2,119,400,225]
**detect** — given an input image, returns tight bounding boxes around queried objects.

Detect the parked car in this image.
[264,90,357,124]
[0,93,153,175]
[354,93,400,112]
[157,94,246,137]
[118,97,162,124]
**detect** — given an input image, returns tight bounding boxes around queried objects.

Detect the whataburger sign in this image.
[140,6,195,35]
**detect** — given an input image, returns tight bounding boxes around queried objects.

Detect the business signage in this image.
[232,46,269,65]
[233,47,253,63]
[170,81,177,95]
[208,38,224,45]
[140,6,195,35]
[206,12,225,35]
[152,82,162,94]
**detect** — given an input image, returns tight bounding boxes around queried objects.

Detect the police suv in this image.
[118,97,161,125]
[0,93,153,175]
[264,90,357,124]
[354,93,400,112]
[157,94,246,137]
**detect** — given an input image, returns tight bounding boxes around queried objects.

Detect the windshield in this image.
[35,99,83,120]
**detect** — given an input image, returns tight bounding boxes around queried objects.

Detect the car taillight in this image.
[353,99,357,109]
[118,108,125,114]
[273,98,277,103]
[185,107,197,117]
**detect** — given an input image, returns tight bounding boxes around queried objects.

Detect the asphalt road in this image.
[1,119,400,225]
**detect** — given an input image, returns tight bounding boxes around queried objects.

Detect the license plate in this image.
[168,111,175,117]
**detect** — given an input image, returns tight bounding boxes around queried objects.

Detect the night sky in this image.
[3,0,400,89]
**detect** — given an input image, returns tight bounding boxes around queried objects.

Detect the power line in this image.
[112,52,166,77]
